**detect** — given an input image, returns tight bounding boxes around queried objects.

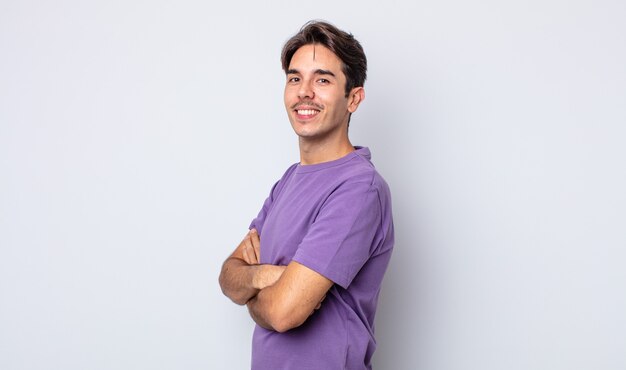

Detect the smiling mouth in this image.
[296,109,320,116]
[292,101,323,119]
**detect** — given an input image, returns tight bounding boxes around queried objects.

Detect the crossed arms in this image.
[218,229,332,333]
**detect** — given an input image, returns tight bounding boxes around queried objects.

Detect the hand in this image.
[242,229,261,265]
[253,264,287,290]
[240,229,287,290]
[313,294,326,312]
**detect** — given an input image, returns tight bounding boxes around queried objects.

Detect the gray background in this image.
[1,1,625,369]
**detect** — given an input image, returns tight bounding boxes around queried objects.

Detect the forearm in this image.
[219,257,260,305]
[246,283,318,333]
[219,257,286,305]
[246,293,275,331]
[247,287,302,333]
[246,261,331,333]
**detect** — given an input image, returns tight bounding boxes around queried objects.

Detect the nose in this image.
[298,79,314,99]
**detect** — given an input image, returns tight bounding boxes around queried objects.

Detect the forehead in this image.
[289,44,344,74]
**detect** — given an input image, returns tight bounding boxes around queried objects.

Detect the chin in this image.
[294,129,315,138]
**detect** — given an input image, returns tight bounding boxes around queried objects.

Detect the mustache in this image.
[291,101,324,110]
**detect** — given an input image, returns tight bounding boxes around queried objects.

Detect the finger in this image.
[249,229,261,263]
[243,235,259,265]
[241,234,256,263]
[242,245,252,264]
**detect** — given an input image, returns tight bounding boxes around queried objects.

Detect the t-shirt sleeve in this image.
[292,180,382,289]
[249,164,298,234]
[249,180,279,234]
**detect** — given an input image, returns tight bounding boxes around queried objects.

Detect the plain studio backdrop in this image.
[1,1,625,369]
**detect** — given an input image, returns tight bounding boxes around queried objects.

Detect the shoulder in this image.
[319,154,391,219]
[342,150,391,195]
[279,162,299,182]
[267,162,299,199]
[342,150,393,220]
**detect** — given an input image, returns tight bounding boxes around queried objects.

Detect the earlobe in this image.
[348,87,365,113]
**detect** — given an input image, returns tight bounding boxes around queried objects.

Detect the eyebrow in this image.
[286,69,336,77]
[315,69,336,77]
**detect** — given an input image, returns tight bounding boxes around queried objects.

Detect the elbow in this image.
[272,320,298,333]
[228,292,249,306]
[267,308,307,333]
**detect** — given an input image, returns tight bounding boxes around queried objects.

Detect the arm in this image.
[246,261,332,333]
[219,229,286,305]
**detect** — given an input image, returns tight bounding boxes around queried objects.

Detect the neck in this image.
[299,136,355,165]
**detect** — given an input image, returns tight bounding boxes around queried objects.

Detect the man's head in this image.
[281,21,367,97]
[282,21,367,143]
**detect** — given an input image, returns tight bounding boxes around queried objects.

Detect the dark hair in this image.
[281,20,367,97]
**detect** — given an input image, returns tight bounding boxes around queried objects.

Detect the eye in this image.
[317,78,329,84]
[288,76,300,83]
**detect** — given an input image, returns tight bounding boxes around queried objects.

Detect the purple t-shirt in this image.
[249,147,394,370]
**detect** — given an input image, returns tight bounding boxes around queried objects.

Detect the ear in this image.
[347,87,365,113]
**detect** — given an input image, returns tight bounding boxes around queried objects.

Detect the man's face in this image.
[284,44,359,142]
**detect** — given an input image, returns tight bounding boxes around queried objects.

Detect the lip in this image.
[292,104,321,120]
[294,108,320,120]
[294,104,321,110]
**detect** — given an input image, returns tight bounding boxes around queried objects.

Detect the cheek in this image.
[284,86,297,104]
[325,94,349,111]
[318,88,344,103]
[283,91,292,108]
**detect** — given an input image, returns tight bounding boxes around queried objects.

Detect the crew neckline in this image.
[295,146,370,173]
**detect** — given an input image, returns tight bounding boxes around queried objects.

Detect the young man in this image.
[219,21,394,370]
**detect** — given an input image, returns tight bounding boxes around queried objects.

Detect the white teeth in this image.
[297,109,318,116]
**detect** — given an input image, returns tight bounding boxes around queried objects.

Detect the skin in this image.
[284,43,365,165]
[218,229,286,305]
[218,43,365,332]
